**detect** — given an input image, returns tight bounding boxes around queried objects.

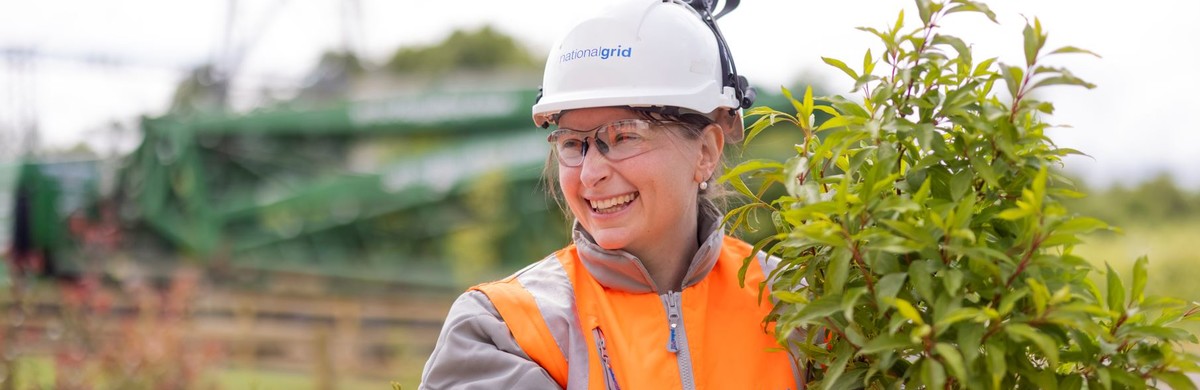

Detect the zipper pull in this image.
[666,291,681,353]
[667,322,679,353]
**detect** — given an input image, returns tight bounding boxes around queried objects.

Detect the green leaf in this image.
[909,260,935,301]
[724,172,755,198]
[780,86,806,121]
[827,369,866,390]
[828,248,851,294]
[1096,367,1112,390]
[985,342,1006,389]
[934,35,971,63]
[743,109,795,145]
[934,307,980,330]
[968,151,999,188]
[1022,21,1039,67]
[863,48,876,78]
[968,257,1003,282]
[815,115,853,132]
[942,269,963,295]
[1028,278,1050,317]
[892,9,905,38]
[822,57,859,81]
[919,358,947,389]
[858,333,916,355]
[821,342,854,390]
[1002,65,1024,98]
[1082,277,1105,304]
[892,298,925,325]
[916,0,932,25]
[773,290,809,304]
[1060,374,1084,390]
[935,343,968,383]
[786,86,813,131]
[876,273,907,308]
[791,340,833,361]
[945,1,998,23]
[744,105,781,117]
[1106,262,1126,311]
[957,323,984,366]
[842,287,868,322]
[974,57,998,77]
[1053,216,1110,236]
[1118,325,1197,342]
[1006,323,1059,368]
[998,288,1029,316]
[950,169,972,201]
[997,207,1031,220]
[1154,372,1198,390]
[1031,74,1097,90]
[1132,256,1148,305]
[1040,232,1083,247]
[794,293,844,323]
[1108,369,1146,390]
[1048,45,1101,58]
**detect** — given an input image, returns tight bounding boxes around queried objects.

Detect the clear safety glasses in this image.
[547,119,684,167]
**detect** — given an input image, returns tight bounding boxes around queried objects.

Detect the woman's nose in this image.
[577,143,611,187]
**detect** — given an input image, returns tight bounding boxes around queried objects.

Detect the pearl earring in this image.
[699,181,708,191]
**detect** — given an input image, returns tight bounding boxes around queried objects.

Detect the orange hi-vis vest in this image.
[472,236,798,389]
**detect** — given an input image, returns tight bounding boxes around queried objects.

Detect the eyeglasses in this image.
[547,119,684,167]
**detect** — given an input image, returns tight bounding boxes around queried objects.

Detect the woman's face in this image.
[555,107,717,255]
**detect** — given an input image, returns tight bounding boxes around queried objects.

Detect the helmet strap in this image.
[682,0,756,109]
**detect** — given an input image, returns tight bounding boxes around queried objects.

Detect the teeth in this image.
[590,193,636,211]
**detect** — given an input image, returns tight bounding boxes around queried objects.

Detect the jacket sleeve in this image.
[419,290,561,390]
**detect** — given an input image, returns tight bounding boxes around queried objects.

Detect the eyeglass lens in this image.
[548,120,661,167]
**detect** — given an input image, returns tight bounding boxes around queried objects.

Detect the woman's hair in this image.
[540,106,735,224]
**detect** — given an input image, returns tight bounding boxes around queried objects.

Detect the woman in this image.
[420,0,800,388]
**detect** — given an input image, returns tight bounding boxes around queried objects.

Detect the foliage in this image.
[1068,173,1200,226]
[384,25,541,74]
[725,1,1200,388]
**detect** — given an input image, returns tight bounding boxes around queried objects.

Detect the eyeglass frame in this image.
[545,118,699,167]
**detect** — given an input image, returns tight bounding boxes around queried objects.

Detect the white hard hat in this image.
[532,0,754,128]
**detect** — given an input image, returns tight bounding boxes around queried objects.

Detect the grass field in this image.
[1074,221,1200,340]
[1075,222,1200,304]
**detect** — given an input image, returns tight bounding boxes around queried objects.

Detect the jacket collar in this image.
[571,200,725,294]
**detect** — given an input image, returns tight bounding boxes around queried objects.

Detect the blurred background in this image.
[0,0,1197,388]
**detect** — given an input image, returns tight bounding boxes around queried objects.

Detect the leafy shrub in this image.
[725,1,1200,388]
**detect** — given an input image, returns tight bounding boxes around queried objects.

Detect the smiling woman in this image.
[417,0,803,389]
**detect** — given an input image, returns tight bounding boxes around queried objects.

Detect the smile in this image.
[589,192,639,214]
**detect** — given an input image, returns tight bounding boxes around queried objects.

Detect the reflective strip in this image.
[472,279,569,387]
[514,256,591,390]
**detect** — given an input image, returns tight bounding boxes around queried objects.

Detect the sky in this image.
[2,0,1198,189]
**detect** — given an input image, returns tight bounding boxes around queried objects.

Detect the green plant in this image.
[725,1,1200,388]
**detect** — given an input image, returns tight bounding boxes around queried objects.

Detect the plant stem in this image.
[841,229,877,296]
[1005,233,1044,288]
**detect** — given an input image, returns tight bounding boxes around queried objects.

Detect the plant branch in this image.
[840,229,877,297]
[1005,233,1044,288]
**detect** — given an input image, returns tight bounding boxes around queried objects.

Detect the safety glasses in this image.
[547,119,684,167]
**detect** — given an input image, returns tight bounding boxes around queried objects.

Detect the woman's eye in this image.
[560,139,584,150]
[613,132,641,143]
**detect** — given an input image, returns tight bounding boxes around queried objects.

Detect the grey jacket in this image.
[418,203,793,389]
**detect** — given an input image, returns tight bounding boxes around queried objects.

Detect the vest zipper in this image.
[593,327,621,390]
[663,291,696,390]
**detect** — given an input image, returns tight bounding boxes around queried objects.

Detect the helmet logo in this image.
[560,45,634,63]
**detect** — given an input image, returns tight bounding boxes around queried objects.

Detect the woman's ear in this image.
[695,123,725,183]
